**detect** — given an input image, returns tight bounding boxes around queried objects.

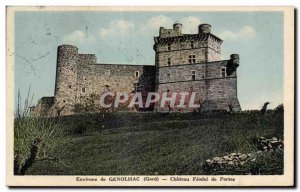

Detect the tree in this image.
[14,88,70,175]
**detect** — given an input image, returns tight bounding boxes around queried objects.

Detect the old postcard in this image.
[6,6,294,187]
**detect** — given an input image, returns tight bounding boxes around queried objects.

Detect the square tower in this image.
[153,23,222,68]
[153,23,241,112]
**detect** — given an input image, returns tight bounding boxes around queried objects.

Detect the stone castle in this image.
[31,23,241,116]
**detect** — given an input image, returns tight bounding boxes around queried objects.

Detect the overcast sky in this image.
[14,11,283,110]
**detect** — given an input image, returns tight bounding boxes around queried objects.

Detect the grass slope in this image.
[27,112,283,175]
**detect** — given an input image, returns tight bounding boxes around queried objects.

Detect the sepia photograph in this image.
[6,6,294,187]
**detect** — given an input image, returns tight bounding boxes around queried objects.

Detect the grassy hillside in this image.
[25,111,284,175]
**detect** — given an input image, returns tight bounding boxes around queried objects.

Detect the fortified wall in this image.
[31,22,241,116]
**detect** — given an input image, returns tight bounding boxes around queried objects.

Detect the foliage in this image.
[274,103,284,113]
[14,87,70,175]
[14,117,70,175]
[249,149,283,175]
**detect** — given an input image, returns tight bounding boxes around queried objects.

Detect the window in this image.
[191,70,196,80]
[168,44,171,51]
[191,41,194,48]
[188,55,196,64]
[68,85,71,89]
[167,58,171,66]
[167,73,171,78]
[105,69,111,76]
[82,88,86,93]
[134,83,141,92]
[135,71,140,78]
[221,67,227,77]
[190,87,193,91]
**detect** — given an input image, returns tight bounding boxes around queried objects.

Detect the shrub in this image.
[274,104,284,113]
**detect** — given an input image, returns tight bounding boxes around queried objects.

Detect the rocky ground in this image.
[203,137,284,175]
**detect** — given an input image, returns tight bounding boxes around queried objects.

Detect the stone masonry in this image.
[31,22,241,116]
[154,23,240,112]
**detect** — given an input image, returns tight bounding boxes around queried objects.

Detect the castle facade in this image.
[31,23,241,116]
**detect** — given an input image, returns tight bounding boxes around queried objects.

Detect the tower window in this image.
[191,41,194,48]
[221,67,227,77]
[135,71,140,78]
[188,55,196,64]
[167,58,171,66]
[82,88,86,93]
[105,69,111,76]
[191,70,196,80]
[168,44,171,51]
[134,83,141,92]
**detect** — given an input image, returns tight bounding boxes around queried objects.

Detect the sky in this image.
[14,11,283,110]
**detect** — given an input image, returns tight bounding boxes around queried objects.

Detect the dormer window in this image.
[221,67,227,77]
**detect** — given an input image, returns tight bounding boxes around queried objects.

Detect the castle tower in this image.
[153,23,241,112]
[53,45,79,115]
[154,23,222,68]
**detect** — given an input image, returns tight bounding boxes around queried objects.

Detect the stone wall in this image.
[153,23,240,112]
[50,45,156,116]
[53,45,78,115]
[156,60,241,112]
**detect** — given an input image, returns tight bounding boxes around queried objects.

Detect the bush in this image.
[274,104,284,113]
[249,149,283,175]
